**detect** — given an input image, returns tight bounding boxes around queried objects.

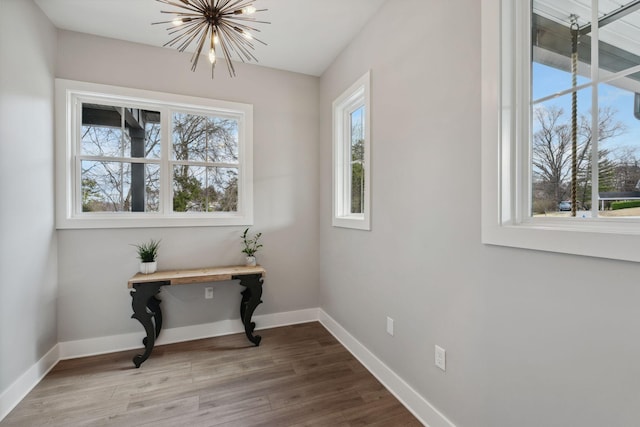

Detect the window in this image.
[482,0,640,262]
[332,71,371,230]
[56,79,253,229]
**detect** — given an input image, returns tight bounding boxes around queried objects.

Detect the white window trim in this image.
[55,79,253,229]
[332,71,371,230]
[482,0,640,263]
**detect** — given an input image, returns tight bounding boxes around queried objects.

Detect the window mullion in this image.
[518,0,532,223]
[590,0,600,217]
[73,97,83,216]
[343,108,352,215]
[161,107,172,216]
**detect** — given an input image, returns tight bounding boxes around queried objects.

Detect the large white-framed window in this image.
[482,0,640,262]
[332,71,371,230]
[55,79,253,229]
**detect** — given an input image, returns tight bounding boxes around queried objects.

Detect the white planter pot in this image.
[245,256,256,266]
[139,261,157,274]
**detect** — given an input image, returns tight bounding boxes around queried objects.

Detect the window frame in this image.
[481,0,640,263]
[55,79,253,229]
[332,71,371,230]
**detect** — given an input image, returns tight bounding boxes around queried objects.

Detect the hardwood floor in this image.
[2,322,422,426]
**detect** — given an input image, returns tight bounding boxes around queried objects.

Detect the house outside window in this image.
[56,79,253,229]
[481,0,640,262]
[332,71,371,230]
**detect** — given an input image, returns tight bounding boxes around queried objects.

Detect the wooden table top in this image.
[128,265,266,288]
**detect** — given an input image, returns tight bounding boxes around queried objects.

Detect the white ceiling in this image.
[34,0,386,77]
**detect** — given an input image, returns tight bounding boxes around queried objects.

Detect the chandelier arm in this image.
[218,23,257,62]
[226,21,262,33]
[164,20,206,50]
[166,19,203,36]
[223,21,267,47]
[176,24,207,51]
[156,0,203,14]
[223,17,271,26]
[218,0,236,11]
[158,10,202,16]
[224,0,249,12]
[194,0,210,11]
[229,2,256,14]
[166,16,204,31]
[229,41,257,63]
[247,35,266,46]
[189,24,210,71]
[227,21,270,44]
[216,30,238,76]
[219,1,260,17]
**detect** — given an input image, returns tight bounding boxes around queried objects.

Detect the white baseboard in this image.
[0,344,60,422]
[2,307,451,427]
[59,307,320,360]
[318,309,455,427]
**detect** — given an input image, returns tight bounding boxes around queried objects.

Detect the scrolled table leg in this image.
[235,274,263,346]
[130,282,166,367]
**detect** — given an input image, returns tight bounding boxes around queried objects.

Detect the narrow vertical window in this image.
[333,71,371,230]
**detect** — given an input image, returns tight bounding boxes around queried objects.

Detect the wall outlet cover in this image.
[435,345,446,371]
[386,317,394,336]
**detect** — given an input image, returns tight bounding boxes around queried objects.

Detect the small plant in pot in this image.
[133,239,160,274]
[241,228,262,266]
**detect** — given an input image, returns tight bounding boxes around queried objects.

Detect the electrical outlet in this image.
[386,317,394,336]
[435,345,446,371]
[205,287,214,299]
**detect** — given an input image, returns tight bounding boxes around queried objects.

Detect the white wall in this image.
[0,0,58,393]
[319,1,640,426]
[55,31,320,342]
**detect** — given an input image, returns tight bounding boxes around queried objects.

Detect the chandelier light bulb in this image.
[242,30,253,40]
[208,47,216,64]
[172,17,183,26]
[242,6,257,14]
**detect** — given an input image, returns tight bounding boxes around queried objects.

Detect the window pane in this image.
[172,166,238,212]
[350,106,365,214]
[351,161,364,214]
[350,106,364,161]
[596,79,640,217]
[532,1,592,100]
[598,7,640,82]
[81,160,159,212]
[172,112,239,163]
[531,87,592,216]
[81,104,161,159]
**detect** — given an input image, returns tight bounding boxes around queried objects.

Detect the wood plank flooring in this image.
[2,322,422,426]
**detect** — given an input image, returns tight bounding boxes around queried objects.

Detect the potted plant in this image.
[133,239,160,274]
[241,228,262,266]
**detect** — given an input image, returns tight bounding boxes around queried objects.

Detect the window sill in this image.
[332,215,370,231]
[482,217,640,263]
[56,213,253,230]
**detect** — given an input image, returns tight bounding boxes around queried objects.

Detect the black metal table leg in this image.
[234,273,263,346]
[130,281,169,367]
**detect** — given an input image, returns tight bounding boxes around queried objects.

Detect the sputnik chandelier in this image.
[154,0,269,78]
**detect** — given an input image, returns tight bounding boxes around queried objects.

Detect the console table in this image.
[127,265,265,368]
